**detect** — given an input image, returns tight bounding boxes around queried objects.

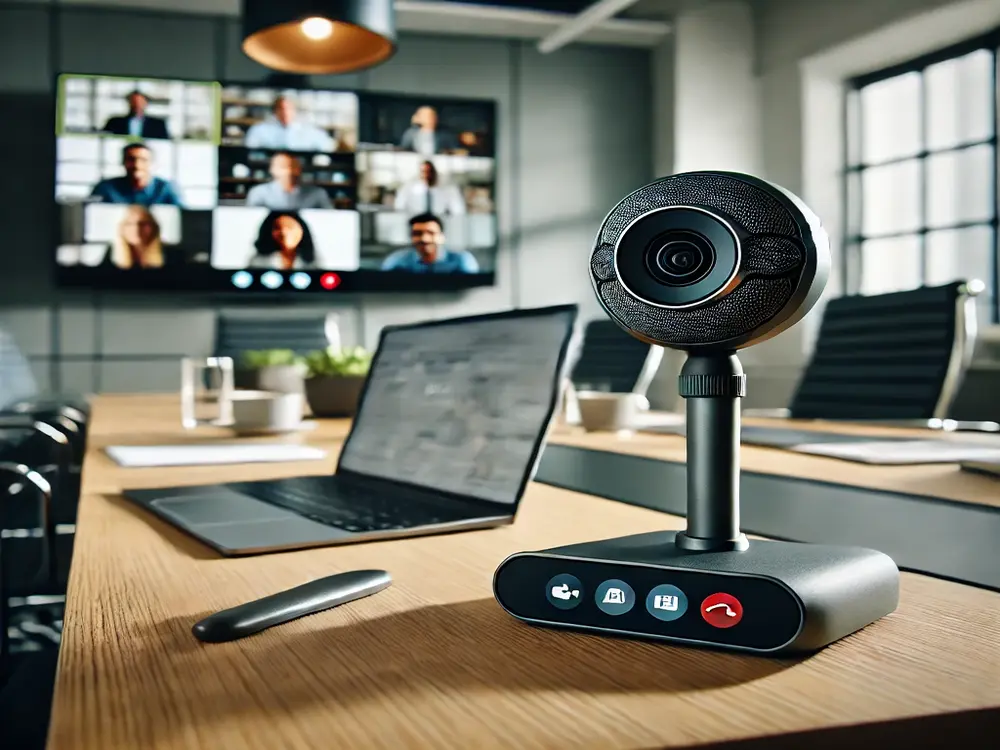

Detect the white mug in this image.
[576,391,643,433]
[231,390,304,434]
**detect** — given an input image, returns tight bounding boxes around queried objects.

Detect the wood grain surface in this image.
[47,395,1000,749]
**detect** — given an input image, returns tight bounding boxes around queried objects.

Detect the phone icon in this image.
[701,593,743,628]
[705,603,736,617]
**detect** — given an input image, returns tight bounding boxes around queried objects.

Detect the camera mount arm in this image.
[674,352,749,553]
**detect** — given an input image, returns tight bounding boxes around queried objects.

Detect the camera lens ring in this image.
[644,231,716,287]
[613,206,740,309]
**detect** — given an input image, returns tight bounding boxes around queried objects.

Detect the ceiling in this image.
[12,0,684,47]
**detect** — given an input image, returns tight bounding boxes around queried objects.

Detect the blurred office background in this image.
[0,0,998,409]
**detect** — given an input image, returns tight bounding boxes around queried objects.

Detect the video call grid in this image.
[54,74,501,279]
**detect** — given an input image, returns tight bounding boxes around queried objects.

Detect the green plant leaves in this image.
[302,346,372,378]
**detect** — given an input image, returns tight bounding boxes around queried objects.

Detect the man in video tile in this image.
[399,106,459,156]
[101,91,170,140]
[90,142,182,206]
[246,152,332,210]
[381,213,479,273]
[394,160,466,217]
[244,96,335,152]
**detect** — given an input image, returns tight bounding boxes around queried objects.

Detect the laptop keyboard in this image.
[230,476,471,533]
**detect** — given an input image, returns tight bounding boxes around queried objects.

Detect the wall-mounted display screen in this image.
[54,74,498,294]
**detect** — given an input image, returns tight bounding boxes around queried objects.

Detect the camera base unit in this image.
[493,530,899,654]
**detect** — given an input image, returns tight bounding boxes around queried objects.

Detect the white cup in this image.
[230,390,303,434]
[576,392,642,433]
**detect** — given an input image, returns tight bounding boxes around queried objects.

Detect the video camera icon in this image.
[545,574,583,610]
[551,583,579,601]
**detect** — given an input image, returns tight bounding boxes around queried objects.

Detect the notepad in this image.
[105,443,327,468]
[793,440,1000,465]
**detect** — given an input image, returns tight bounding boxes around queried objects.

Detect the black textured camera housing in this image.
[589,171,831,351]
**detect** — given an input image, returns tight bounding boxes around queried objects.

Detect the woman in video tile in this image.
[394,160,466,217]
[108,205,164,269]
[250,210,316,270]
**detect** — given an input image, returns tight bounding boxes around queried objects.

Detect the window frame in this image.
[843,30,1000,321]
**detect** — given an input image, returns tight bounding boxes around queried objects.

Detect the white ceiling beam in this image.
[537,0,644,54]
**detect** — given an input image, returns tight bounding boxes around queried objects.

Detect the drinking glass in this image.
[180,357,234,429]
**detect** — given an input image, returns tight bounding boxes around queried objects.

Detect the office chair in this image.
[570,318,663,396]
[747,280,993,430]
[214,313,336,382]
[561,318,665,425]
[0,463,59,750]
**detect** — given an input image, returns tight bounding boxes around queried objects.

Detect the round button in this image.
[595,579,635,616]
[645,584,688,622]
[700,592,743,628]
[545,574,583,610]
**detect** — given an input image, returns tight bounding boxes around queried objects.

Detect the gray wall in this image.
[0,2,652,394]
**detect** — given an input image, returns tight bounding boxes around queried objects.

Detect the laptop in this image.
[961,460,1000,479]
[124,305,579,556]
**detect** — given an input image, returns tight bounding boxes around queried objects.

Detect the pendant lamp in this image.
[242,0,397,75]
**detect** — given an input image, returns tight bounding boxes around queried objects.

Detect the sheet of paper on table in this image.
[105,443,327,468]
[793,440,1000,465]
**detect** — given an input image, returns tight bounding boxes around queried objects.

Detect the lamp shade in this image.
[242,0,396,75]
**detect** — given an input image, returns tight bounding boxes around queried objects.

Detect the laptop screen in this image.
[337,307,577,505]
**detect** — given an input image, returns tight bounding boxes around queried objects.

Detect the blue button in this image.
[231,270,252,289]
[545,574,583,610]
[595,579,635,615]
[260,270,283,289]
[646,584,688,621]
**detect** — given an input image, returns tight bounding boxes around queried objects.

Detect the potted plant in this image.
[302,346,373,418]
[236,349,306,394]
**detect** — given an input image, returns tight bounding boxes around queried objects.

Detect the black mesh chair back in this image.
[0,331,37,408]
[214,315,332,364]
[789,281,981,421]
[570,318,661,395]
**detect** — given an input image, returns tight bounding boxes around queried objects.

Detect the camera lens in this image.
[645,231,716,286]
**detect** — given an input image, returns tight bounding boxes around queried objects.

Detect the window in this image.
[844,35,998,321]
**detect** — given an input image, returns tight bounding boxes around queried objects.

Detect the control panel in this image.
[494,555,804,653]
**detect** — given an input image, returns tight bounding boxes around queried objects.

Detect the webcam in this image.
[495,172,900,654]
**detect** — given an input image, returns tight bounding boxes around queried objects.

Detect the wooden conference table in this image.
[47,395,1000,749]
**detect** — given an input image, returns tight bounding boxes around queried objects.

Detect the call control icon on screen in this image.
[545,574,583,610]
[231,270,252,289]
[260,270,283,290]
[290,272,312,290]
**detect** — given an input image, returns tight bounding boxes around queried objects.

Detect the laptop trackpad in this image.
[149,491,351,552]
[151,492,290,525]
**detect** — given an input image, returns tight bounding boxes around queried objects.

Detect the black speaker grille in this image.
[598,276,795,347]
[591,173,811,349]
[599,174,797,245]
